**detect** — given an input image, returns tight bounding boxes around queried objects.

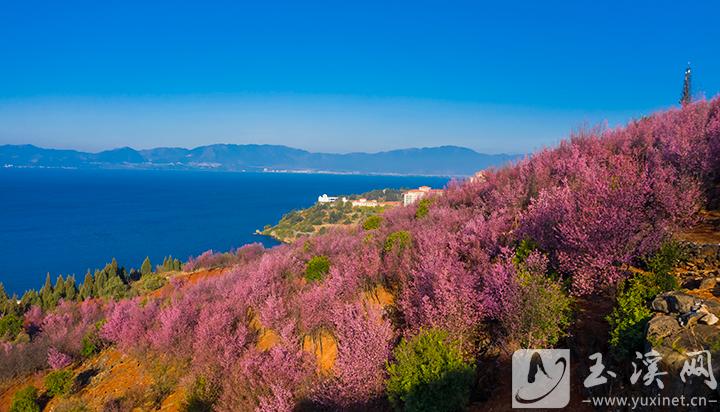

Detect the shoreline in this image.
[1,165,465,179]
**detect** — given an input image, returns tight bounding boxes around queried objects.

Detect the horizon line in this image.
[1,142,523,157]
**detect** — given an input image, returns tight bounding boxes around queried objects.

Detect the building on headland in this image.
[317,194,339,203]
[402,186,442,206]
[351,198,379,207]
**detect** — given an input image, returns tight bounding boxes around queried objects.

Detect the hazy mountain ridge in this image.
[0,144,519,176]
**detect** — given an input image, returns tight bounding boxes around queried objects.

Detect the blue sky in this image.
[1,0,718,153]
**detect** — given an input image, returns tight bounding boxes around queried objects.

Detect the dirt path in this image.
[676,210,720,244]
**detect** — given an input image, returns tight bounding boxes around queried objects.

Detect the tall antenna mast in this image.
[680,63,692,106]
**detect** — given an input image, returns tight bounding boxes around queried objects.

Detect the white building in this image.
[402,186,442,206]
[351,198,379,207]
[317,194,338,203]
[317,194,348,204]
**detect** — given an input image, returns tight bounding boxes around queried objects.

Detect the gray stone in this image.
[646,314,682,339]
[702,299,720,317]
[663,291,699,313]
[651,296,669,313]
[644,321,720,399]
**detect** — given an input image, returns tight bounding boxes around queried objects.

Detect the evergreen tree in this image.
[680,64,692,106]
[20,290,41,310]
[53,275,66,301]
[0,283,9,316]
[94,269,107,294]
[79,270,95,300]
[109,258,119,277]
[141,257,153,276]
[8,294,19,316]
[102,275,128,299]
[40,273,52,295]
[64,276,77,301]
[173,258,182,271]
[40,273,55,309]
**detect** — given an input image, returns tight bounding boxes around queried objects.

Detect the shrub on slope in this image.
[386,328,475,412]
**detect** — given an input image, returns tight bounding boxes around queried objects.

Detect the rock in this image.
[651,296,669,313]
[645,320,720,399]
[681,311,705,327]
[663,291,699,313]
[698,277,717,290]
[680,277,702,289]
[646,314,681,339]
[702,299,720,317]
[699,312,719,325]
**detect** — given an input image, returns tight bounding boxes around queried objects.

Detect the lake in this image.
[0,168,448,295]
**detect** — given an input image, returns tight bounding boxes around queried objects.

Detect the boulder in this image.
[661,291,700,313]
[646,314,682,340]
[645,322,720,399]
[651,296,669,313]
[698,277,717,290]
[699,312,719,325]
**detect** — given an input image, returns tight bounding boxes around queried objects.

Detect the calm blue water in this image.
[0,169,448,295]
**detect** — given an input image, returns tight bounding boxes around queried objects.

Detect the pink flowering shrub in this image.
[184,243,266,271]
[23,305,44,336]
[101,299,157,352]
[480,251,519,320]
[522,137,701,294]
[216,346,316,412]
[47,347,72,369]
[192,299,252,375]
[312,303,394,408]
[398,217,484,351]
[0,300,105,380]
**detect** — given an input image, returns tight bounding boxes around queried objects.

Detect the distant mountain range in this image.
[0,144,520,176]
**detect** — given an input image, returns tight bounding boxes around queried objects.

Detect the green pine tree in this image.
[173,258,182,271]
[40,273,55,309]
[141,257,153,276]
[40,273,52,294]
[79,270,95,300]
[8,294,19,316]
[53,275,66,301]
[94,269,107,294]
[64,276,77,301]
[102,275,128,299]
[0,283,8,316]
[20,290,41,309]
[109,258,119,277]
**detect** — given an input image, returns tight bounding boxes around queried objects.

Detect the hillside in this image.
[1,98,719,411]
[0,144,518,176]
